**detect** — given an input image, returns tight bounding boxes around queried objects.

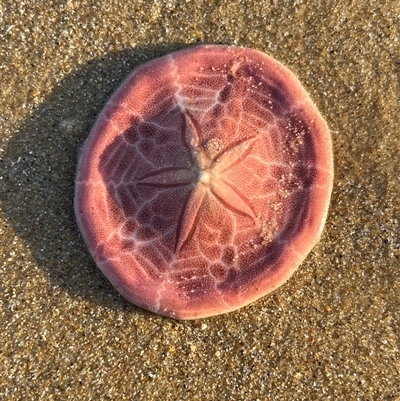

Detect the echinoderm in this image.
[75,45,333,320]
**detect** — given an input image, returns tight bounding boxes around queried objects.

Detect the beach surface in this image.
[1,1,399,399]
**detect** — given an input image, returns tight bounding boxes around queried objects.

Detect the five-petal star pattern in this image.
[135,110,259,253]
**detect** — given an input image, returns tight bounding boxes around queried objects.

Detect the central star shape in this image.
[136,111,258,252]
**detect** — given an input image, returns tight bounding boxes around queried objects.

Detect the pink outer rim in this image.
[75,45,334,320]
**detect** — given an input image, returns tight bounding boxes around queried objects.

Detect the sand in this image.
[1,1,399,399]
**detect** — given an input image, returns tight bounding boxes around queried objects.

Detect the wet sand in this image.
[1,1,399,399]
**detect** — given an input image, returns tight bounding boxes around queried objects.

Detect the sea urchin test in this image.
[75,45,333,319]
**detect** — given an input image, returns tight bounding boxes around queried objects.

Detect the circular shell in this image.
[75,45,333,319]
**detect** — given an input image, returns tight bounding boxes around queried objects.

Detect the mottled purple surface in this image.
[75,45,333,319]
